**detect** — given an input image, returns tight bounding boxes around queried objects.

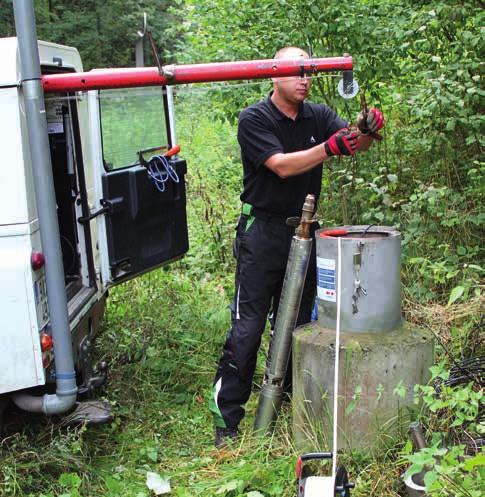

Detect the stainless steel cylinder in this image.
[316,226,401,333]
[253,384,282,436]
[267,238,313,379]
[254,237,313,435]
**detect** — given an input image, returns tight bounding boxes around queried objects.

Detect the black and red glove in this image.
[357,107,385,135]
[324,128,359,157]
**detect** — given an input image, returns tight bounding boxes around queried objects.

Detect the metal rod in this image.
[135,39,144,67]
[135,12,147,67]
[42,56,353,93]
[12,0,77,414]
[408,421,428,489]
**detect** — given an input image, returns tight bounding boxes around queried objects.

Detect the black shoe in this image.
[214,427,239,448]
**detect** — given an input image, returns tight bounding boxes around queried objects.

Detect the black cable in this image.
[361,224,375,237]
[435,355,484,392]
[433,355,484,453]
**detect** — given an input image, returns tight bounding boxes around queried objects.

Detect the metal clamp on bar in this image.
[299,57,305,78]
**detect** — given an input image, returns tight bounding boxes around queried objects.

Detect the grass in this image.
[4,263,480,496]
[0,268,293,496]
[1,266,417,496]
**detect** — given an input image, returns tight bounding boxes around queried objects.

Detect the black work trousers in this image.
[210,212,317,429]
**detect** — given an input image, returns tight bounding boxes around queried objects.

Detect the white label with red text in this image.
[317,257,336,302]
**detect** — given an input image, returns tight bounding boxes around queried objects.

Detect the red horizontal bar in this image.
[42,56,352,93]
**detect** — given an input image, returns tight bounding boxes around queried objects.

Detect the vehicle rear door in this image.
[88,86,188,285]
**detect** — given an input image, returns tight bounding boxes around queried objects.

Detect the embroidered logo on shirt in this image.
[310,136,316,143]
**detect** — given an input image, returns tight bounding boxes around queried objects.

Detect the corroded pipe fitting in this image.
[295,194,316,239]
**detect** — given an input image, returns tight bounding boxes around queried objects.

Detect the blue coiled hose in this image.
[146,154,179,193]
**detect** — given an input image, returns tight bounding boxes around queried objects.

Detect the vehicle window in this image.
[99,88,168,170]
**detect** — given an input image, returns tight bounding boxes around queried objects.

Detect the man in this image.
[209,47,384,447]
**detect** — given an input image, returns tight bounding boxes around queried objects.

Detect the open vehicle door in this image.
[88,86,188,285]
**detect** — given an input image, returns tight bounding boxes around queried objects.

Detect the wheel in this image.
[335,466,353,497]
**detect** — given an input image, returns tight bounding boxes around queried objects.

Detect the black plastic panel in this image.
[101,158,188,283]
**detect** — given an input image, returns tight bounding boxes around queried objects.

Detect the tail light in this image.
[31,251,45,270]
[40,332,53,351]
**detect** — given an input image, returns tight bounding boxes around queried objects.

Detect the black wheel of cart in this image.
[335,466,352,497]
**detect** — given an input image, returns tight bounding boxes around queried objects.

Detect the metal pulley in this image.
[337,73,359,99]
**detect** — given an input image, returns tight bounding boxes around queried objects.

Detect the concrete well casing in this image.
[292,322,434,450]
[292,226,434,450]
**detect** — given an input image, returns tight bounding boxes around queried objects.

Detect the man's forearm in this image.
[265,130,377,179]
[264,143,329,178]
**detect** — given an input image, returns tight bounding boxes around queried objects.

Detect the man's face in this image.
[273,48,312,104]
[274,74,311,104]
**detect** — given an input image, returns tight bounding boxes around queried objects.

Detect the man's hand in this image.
[357,107,385,135]
[324,128,359,157]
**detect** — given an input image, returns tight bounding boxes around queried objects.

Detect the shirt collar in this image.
[266,92,312,121]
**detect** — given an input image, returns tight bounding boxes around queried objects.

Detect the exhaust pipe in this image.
[254,195,316,435]
[11,0,77,415]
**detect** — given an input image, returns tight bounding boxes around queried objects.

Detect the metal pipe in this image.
[135,12,147,68]
[316,226,402,333]
[254,195,316,435]
[135,39,144,68]
[406,422,428,493]
[42,56,353,93]
[409,422,427,451]
[11,0,77,415]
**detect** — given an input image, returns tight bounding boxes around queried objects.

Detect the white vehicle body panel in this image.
[0,38,102,394]
[87,90,111,287]
[0,226,46,392]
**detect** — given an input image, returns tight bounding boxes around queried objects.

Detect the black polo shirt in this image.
[237,94,347,216]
